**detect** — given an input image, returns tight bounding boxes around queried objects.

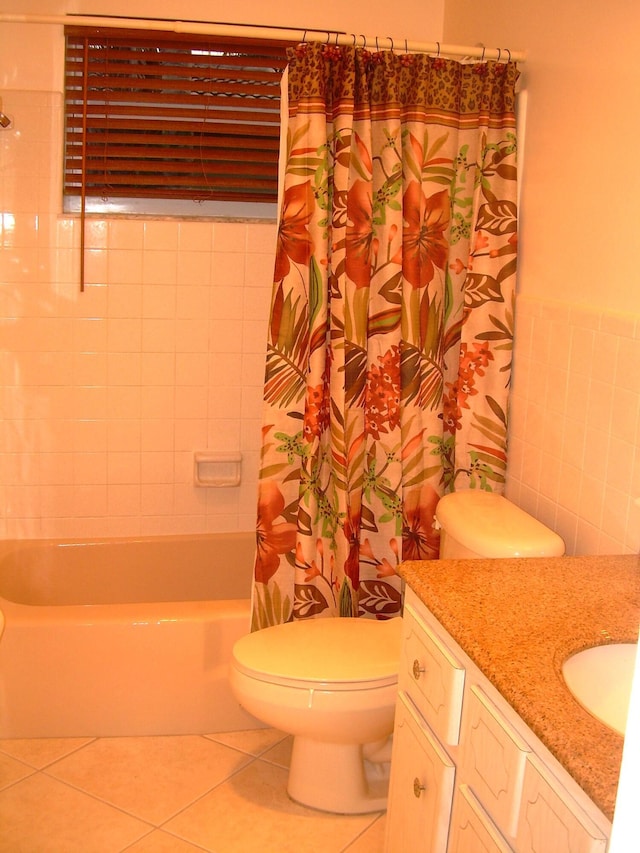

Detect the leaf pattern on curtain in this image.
[252,44,519,629]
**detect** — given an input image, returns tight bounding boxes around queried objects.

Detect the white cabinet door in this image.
[448,784,514,853]
[385,692,456,853]
[516,754,608,853]
[459,684,530,838]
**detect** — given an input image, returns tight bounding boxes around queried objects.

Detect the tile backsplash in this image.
[507,294,640,556]
[0,90,275,538]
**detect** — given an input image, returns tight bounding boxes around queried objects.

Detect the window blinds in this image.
[63,26,289,204]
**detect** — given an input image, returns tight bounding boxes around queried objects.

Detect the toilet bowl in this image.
[229,616,403,814]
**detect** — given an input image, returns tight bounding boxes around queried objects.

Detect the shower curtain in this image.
[252,42,519,629]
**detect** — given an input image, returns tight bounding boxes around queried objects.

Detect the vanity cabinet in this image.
[385,587,612,853]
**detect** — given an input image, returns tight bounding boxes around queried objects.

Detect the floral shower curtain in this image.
[252,42,519,629]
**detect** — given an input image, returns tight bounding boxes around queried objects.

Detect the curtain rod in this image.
[0,13,526,62]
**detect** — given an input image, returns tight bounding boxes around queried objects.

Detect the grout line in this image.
[339,811,386,852]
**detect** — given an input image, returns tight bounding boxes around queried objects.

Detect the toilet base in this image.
[287,736,390,814]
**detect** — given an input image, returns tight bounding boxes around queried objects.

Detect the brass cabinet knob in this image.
[413,777,426,798]
[412,658,425,680]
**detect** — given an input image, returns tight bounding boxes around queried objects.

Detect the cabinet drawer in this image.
[385,691,456,853]
[460,684,530,838]
[516,754,608,853]
[448,784,514,853]
[401,602,465,745]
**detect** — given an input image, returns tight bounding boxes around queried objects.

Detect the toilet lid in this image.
[233,616,403,689]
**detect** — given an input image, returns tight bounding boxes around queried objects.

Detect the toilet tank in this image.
[435,491,565,559]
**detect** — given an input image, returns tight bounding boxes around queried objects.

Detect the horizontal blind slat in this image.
[65,50,287,71]
[66,72,282,93]
[66,140,281,157]
[65,187,276,202]
[67,103,280,121]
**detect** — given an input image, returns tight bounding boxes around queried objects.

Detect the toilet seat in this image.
[232,616,402,691]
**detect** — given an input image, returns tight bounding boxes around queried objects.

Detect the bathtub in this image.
[0,532,263,738]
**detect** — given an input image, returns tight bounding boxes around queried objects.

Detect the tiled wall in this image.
[0,91,275,539]
[507,294,640,555]
[3,91,640,552]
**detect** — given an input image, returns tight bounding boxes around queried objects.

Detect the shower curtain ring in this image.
[505,48,512,62]
[497,47,502,61]
[388,36,394,51]
[361,34,366,49]
[481,45,486,61]
[302,30,307,43]
[436,41,440,57]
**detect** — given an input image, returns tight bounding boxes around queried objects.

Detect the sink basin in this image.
[562,643,637,735]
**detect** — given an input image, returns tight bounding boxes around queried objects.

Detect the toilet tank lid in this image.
[233,616,403,684]
[435,491,565,558]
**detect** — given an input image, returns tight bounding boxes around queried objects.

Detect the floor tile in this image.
[343,813,386,852]
[123,829,209,852]
[164,757,377,853]
[205,727,286,757]
[0,773,150,853]
[0,752,33,791]
[0,736,95,769]
[260,735,293,769]
[46,735,253,825]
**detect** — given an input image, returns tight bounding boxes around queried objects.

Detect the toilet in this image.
[230,492,564,815]
[435,490,566,558]
[230,615,403,814]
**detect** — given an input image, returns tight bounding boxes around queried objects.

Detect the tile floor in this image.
[0,729,386,852]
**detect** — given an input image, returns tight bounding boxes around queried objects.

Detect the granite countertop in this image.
[399,554,640,822]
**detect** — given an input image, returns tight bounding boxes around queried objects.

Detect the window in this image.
[63,26,289,216]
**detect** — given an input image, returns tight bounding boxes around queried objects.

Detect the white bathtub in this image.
[0,532,263,738]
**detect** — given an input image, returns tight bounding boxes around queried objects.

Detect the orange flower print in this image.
[361,538,397,578]
[364,346,401,439]
[399,183,450,289]
[461,341,493,375]
[442,381,465,434]
[402,483,440,560]
[345,180,378,289]
[303,360,331,442]
[474,232,489,253]
[295,542,321,581]
[303,381,330,441]
[449,258,466,276]
[255,481,297,584]
[441,342,494,434]
[274,182,315,282]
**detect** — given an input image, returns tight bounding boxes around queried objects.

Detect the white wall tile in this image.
[144,221,179,252]
[212,222,247,253]
[178,221,214,253]
[177,251,211,286]
[508,295,640,555]
[108,220,145,251]
[108,452,141,485]
[142,284,177,316]
[105,254,142,293]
